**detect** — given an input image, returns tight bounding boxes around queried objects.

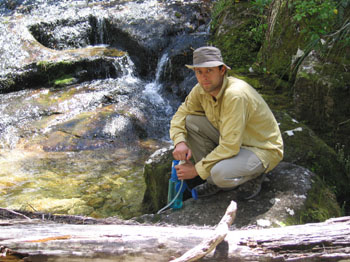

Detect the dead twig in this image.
[170,201,237,262]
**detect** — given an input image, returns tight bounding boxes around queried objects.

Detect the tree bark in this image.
[1,208,350,261]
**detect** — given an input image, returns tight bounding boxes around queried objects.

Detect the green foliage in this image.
[249,0,272,44]
[210,0,231,30]
[289,0,338,40]
[210,0,271,70]
[252,0,272,14]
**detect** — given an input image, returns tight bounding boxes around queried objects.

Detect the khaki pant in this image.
[186,115,265,189]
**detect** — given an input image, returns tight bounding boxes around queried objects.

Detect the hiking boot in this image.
[237,173,266,200]
[193,182,221,198]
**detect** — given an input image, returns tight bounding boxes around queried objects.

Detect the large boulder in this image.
[139,110,343,227]
[139,146,340,228]
[276,110,350,215]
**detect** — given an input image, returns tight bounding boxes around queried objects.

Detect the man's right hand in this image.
[172,142,192,161]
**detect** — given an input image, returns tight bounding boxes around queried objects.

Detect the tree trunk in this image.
[1,206,350,261]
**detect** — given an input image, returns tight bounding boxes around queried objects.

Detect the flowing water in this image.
[0,0,207,219]
[0,50,172,219]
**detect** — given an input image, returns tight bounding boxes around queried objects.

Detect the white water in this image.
[143,53,173,115]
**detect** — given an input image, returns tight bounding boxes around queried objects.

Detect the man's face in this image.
[194,66,226,97]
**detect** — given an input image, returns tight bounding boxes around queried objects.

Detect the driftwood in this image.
[1,203,350,261]
[170,201,237,262]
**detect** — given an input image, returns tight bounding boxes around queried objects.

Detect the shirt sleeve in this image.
[169,86,204,146]
[195,94,248,179]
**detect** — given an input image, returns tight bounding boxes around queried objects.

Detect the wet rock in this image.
[141,145,174,213]
[0,0,212,90]
[160,33,208,100]
[1,56,126,93]
[40,105,146,152]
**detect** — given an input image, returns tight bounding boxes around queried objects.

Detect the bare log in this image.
[1,213,350,261]
[170,201,237,262]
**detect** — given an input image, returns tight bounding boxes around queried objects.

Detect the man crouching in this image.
[170,46,283,200]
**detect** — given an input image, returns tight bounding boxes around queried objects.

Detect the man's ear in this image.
[220,66,227,74]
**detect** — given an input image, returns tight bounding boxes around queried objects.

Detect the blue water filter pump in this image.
[167,160,198,209]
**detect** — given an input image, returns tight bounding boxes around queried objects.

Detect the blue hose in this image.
[157,180,184,214]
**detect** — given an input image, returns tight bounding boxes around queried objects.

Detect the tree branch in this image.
[170,201,237,262]
[0,208,31,220]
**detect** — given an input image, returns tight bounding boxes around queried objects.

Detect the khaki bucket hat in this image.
[186,46,231,70]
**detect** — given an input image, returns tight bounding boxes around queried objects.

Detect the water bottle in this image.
[167,160,184,209]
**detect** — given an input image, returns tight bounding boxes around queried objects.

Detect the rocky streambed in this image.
[0,0,209,219]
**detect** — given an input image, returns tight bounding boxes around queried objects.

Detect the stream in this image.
[0,0,209,219]
[0,48,171,219]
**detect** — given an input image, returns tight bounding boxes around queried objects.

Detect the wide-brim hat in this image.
[186,46,231,70]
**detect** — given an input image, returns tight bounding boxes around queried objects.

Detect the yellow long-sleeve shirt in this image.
[170,75,284,180]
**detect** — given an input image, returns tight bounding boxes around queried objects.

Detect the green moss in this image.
[36,60,74,71]
[276,111,350,210]
[35,60,77,87]
[53,75,76,87]
[256,1,311,80]
[287,175,341,225]
[210,1,263,70]
[142,150,173,213]
[230,72,293,111]
[175,12,182,18]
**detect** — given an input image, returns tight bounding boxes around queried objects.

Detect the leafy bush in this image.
[289,0,338,41]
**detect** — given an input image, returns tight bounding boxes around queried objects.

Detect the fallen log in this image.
[1,205,350,261]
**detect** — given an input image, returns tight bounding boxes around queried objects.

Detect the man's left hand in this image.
[175,161,198,180]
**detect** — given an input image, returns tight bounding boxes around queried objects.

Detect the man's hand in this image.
[172,142,192,161]
[175,161,198,180]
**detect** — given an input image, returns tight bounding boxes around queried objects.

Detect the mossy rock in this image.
[289,174,342,225]
[293,50,350,151]
[52,75,77,87]
[0,57,121,93]
[275,111,350,208]
[141,146,173,214]
[210,1,262,71]
[255,0,340,81]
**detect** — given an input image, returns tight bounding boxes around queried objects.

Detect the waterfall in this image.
[117,55,139,85]
[96,17,107,44]
[143,52,172,115]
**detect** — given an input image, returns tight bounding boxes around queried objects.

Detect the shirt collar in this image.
[215,74,228,100]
